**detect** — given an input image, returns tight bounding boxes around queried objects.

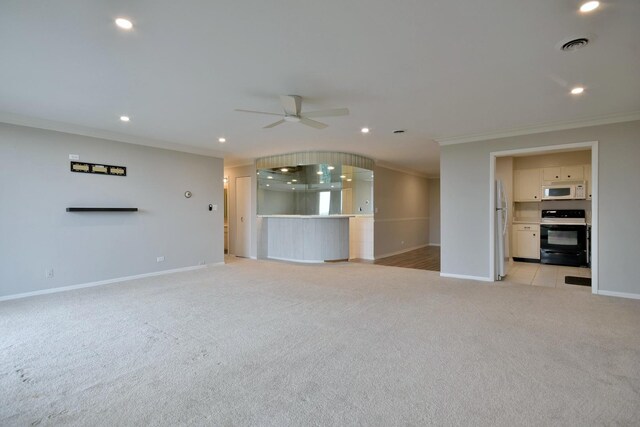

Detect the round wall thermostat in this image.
[184,191,192,198]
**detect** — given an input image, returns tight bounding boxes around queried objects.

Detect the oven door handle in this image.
[541,249,582,255]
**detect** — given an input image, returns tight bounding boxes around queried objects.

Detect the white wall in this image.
[0,123,224,298]
[349,216,374,260]
[373,165,430,258]
[440,120,640,295]
[353,179,374,214]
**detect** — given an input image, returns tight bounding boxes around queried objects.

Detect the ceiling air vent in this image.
[560,38,589,52]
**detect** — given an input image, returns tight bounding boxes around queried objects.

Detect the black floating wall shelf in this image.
[66,208,138,212]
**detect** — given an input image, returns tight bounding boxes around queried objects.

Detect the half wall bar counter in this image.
[256,152,375,263]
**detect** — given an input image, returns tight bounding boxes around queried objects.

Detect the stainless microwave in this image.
[542,183,586,200]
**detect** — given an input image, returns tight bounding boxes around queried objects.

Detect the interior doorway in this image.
[489,141,598,293]
[223,183,228,254]
[235,176,252,258]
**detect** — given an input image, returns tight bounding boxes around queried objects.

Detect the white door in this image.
[235,176,252,258]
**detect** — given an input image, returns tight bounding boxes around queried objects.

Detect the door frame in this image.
[234,175,253,258]
[489,141,598,294]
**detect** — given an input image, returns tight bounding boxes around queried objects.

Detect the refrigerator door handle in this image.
[503,202,508,236]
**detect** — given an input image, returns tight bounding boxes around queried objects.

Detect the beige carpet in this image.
[1,258,639,426]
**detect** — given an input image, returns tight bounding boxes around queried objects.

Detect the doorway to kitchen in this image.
[489,141,598,294]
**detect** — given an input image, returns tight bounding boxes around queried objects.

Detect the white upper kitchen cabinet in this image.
[542,165,584,182]
[514,169,541,202]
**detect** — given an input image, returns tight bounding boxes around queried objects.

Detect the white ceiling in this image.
[1,1,639,176]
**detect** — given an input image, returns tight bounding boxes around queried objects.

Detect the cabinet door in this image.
[514,169,541,202]
[512,225,540,259]
[514,229,539,259]
[511,225,520,258]
[543,167,561,181]
[562,165,583,181]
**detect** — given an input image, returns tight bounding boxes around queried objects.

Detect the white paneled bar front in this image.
[260,215,352,263]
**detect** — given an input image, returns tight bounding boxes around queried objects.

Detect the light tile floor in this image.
[505,261,591,288]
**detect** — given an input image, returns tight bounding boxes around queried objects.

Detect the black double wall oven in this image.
[540,209,588,267]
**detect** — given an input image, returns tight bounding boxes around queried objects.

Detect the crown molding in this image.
[435,111,640,146]
[0,111,226,158]
[224,161,256,169]
[375,161,437,179]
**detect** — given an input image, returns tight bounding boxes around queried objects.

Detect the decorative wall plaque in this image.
[70,161,127,176]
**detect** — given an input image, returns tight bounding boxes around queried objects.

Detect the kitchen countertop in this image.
[513,218,540,224]
[258,214,355,218]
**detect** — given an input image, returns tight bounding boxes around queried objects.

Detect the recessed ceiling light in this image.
[317,171,323,175]
[571,86,585,95]
[115,18,133,30]
[287,181,292,184]
[361,127,370,134]
[327,166,335,170]
[347,178,352,182]
[292,179,297,182]
[579,1,600,12]
[292,187,295,190]
[267,176,273,179]
[266,184,270,187]
[218,137,226,143]
[120,115,130,122]
[340,175,346,179]
[281,168,289,172]
[331,185,334,188]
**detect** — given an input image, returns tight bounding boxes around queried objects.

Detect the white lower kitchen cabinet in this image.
[512,224,540,260]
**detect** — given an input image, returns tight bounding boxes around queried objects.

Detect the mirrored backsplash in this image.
[257,164,374,215]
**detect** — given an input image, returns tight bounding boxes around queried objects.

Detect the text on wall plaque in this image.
[70,162,127,176]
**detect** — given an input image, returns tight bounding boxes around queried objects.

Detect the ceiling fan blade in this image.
[280,95,302,116]
[263,119,286,129]
[301,108,349,118]
[299,117,328,129]
[235,109,282,116]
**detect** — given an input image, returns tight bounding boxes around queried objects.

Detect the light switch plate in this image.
[69,154,79,160]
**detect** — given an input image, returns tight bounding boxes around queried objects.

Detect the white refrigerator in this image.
[495,179,508,280]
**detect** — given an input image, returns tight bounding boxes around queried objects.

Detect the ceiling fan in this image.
[235,95,349,129]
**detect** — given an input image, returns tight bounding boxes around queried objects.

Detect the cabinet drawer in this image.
[514,224,539,232]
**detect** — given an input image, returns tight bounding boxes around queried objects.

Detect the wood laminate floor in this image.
[352,246,441,272]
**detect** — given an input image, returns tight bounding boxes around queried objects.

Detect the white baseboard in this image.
[267,256,325,264]
[596,290,640,300]
[0,264,208,302]
[428,243,441,247]
[375,244,429,260]
[440,272,494,282]
[230,255,258,260]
